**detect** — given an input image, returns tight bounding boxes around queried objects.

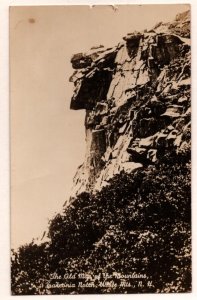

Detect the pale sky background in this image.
[10,4,189,249]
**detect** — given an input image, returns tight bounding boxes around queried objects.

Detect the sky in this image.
[10,4,189,249]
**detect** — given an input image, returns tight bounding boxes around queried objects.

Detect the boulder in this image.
[147,149,157,162]
[71,53,93,69]
[161,105,183,118]
[121,162,143,173]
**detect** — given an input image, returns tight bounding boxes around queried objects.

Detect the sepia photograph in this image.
[10,4,191,295]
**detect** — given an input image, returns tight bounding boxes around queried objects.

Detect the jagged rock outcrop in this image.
[153,9,190,38]
[70,11,191,197]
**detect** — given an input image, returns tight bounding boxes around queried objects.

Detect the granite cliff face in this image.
[70,11,191,197]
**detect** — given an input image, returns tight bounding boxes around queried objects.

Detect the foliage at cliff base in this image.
[11,150,191,295]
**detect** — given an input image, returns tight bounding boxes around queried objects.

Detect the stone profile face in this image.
[69,10,191,197]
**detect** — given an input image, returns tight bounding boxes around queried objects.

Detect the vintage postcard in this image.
[10,4,191,295]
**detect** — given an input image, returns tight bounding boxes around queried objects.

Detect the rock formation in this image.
[69,10,191,197]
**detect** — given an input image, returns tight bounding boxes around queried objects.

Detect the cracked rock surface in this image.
[69,10,191,197]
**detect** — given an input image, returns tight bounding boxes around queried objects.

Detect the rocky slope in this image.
[69,10,190,198]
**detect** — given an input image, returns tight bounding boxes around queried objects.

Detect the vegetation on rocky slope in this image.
[11,148,191,295]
